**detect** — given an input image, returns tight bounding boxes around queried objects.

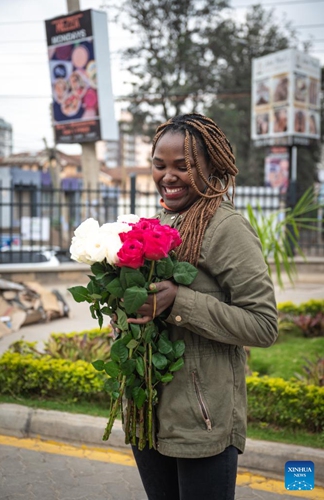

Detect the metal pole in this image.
[130,174,136,214]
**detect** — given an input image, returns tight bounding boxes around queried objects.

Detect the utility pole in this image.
[66,0,101,194]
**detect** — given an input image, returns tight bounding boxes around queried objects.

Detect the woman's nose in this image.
[163,169,178,182]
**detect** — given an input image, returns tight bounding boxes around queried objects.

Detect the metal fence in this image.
[0,178,323,264]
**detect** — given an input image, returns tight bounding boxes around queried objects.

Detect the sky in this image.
[0,0,323,156]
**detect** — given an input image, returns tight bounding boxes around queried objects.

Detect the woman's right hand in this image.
[127,280,178,325]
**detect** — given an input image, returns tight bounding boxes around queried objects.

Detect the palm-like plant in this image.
[246,187,323,288]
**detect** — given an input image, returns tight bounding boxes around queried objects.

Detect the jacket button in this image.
[175,315,182,322]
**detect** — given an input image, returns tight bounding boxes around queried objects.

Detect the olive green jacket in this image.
[154,201,278,458]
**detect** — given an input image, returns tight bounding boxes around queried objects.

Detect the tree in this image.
[107,0,230,135]
[206,5,298,185]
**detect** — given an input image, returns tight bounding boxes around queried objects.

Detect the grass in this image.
[247,422,323,449]
[249,330,324,380]
[0,394,322,449]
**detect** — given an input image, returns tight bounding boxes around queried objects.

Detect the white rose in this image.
[100,221,133,236]
[70,236,94,265]
[74,218,100,238]
[104,233,123,265]
[117,213,140,224]
[84,232,108,264]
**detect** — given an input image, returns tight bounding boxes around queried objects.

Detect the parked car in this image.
[0,245,61,268]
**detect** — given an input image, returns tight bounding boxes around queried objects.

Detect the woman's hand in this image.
[127,280,178,325]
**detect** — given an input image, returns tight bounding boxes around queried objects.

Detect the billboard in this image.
[45,9,118,144]
[251,49,321,147]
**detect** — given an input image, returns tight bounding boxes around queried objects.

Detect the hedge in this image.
[0,351,323,433]
[0,352,107,402]
[247,375,324,433]
[278,299,324,316]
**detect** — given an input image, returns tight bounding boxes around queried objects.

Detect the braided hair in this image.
[152,113,239,266]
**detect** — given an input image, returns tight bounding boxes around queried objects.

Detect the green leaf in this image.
[169,358,184,372]
[121,359,136,376]
[92,359,105,371]
[101,306,112,316]
[123,286,148,314]
[116,307,129,332]
[87,280,102,295]
[132,386,146,409]
[161,373,174,383]
[110,339,128,363]
[121,333,132,345]
[68,286,91,303]
[143,322,157,343]
[89,304,97,320]
[158,336,173,354]
[127,339,139,350]
[91,262,106,276]
[106,278,124,298]
[135,357,145,377]
[121,267,146,288]
[104,378,119,395]
[104,361,120,378]
[156,256,174,278]
[130,323,141,339]
[173,340,185,358]
[152,353,168,370]
[97,311,103,329]
[173,262,198,285]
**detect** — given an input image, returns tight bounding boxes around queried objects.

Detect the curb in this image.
[0,403,323,486]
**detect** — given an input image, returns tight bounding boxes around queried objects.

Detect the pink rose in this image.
[159,225,182,250]
[143,227,174,260]
[134,218,161,231]
[117,239,145,268]
[120,228,145,244]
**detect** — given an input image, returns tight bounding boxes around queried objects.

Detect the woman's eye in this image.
[153,163,164,170]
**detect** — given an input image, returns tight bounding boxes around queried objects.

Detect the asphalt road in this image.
[1,436,322,500]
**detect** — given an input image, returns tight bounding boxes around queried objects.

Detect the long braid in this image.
[152,113,239,266]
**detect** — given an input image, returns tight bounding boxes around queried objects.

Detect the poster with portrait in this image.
[264,147,290,195]
[45,9,118,144]
[251,48,321,147]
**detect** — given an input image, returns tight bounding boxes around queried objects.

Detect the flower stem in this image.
[138,406,145,450]
[148,260,155,284]
[102,375,126,441]
[147,342,153,449]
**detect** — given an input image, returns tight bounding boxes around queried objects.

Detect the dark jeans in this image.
[132,444,238,500]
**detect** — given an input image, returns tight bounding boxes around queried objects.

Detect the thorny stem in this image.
[103,375,126,441]
[147,342,153,449]
[138,406,146,450]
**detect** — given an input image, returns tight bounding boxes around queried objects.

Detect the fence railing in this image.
[0,179,323,264]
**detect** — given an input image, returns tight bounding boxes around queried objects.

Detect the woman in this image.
[128,113,278,500]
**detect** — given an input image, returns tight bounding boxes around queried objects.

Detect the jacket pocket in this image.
[192,371,212,432]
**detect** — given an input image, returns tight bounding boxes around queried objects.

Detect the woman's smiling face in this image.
[152,131,211,212]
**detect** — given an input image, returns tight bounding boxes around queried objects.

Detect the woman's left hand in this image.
[127,280,178,325]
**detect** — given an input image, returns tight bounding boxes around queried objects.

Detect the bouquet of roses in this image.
[68,214,197,450]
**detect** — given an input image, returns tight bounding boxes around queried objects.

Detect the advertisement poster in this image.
[264,147,290,195]
[251,49,321,147]
[45,10,118,144]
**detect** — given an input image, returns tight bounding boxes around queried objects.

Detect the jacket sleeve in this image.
[167,212,278,347]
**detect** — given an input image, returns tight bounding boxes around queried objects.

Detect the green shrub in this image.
[278,299,324,316]
[247,374,324,433]
[277,300,324,338]
[294,356,324,387]
[8,327,113,362]
[0,352,107,402]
